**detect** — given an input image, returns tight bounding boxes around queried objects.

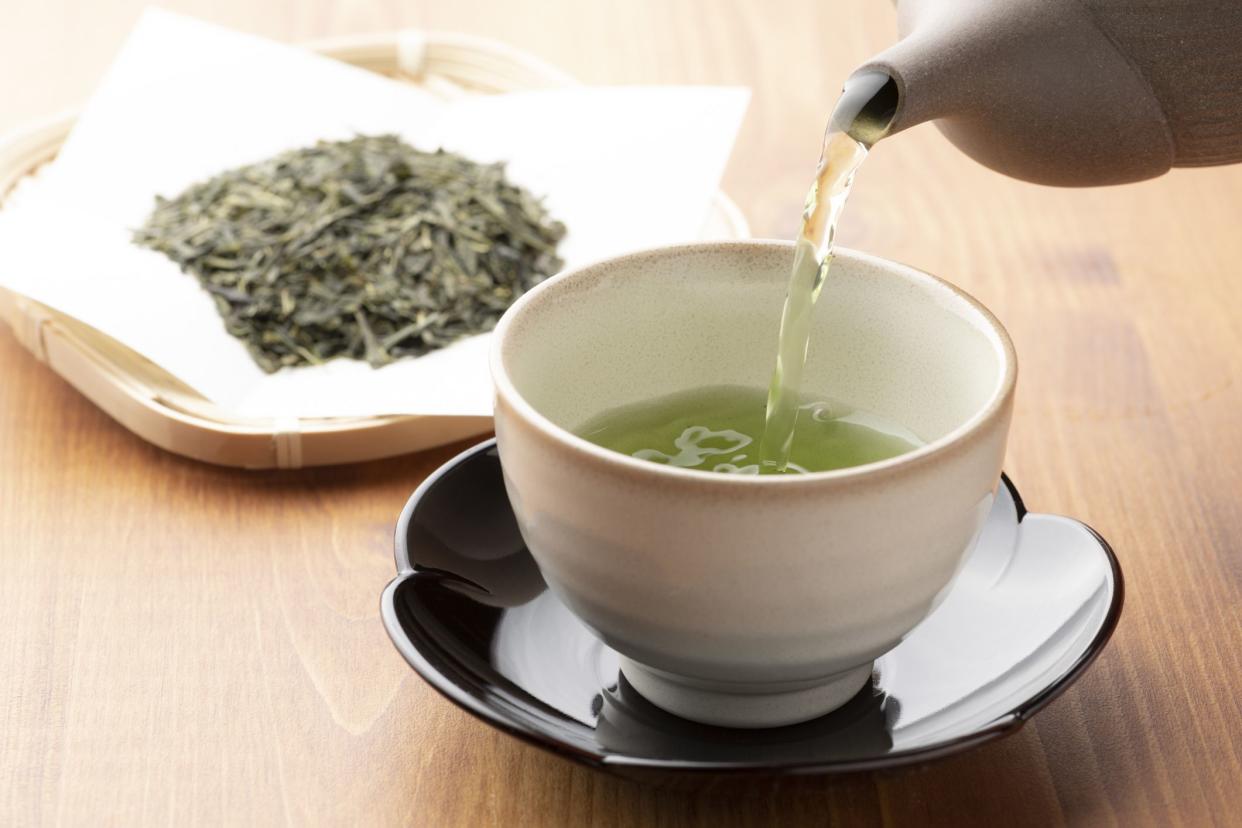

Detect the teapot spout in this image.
[828,70,899,146]
[844,0,1176,186]
[837,37,963,142]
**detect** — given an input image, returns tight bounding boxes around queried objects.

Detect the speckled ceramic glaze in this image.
[490,241,1017,728]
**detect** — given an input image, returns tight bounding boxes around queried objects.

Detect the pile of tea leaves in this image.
[134,134,565,372]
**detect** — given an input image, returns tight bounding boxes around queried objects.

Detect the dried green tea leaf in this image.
[133,134,565,372]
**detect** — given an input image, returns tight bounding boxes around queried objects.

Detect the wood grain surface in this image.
[3,1,1241,825]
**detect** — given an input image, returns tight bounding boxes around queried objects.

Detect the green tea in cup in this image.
[576,385,921,475]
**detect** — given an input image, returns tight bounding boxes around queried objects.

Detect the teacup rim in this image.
[490,239,1017,487]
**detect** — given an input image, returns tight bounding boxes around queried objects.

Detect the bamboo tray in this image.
[0,30,749,469]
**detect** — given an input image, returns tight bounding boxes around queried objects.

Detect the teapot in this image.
[833,0,1242,185]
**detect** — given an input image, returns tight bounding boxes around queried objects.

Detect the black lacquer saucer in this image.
[380,440,1123,779]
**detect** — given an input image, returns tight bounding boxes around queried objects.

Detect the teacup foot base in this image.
[618,658,875,729]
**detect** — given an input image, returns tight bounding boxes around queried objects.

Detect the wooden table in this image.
[3,1,1240,824]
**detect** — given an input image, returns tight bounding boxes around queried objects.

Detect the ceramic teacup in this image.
[490,241,1016,728]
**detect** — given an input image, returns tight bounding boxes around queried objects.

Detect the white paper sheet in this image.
[0,9,749,418]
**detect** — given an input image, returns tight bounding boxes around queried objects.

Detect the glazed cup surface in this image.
[490,241,1016,728]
